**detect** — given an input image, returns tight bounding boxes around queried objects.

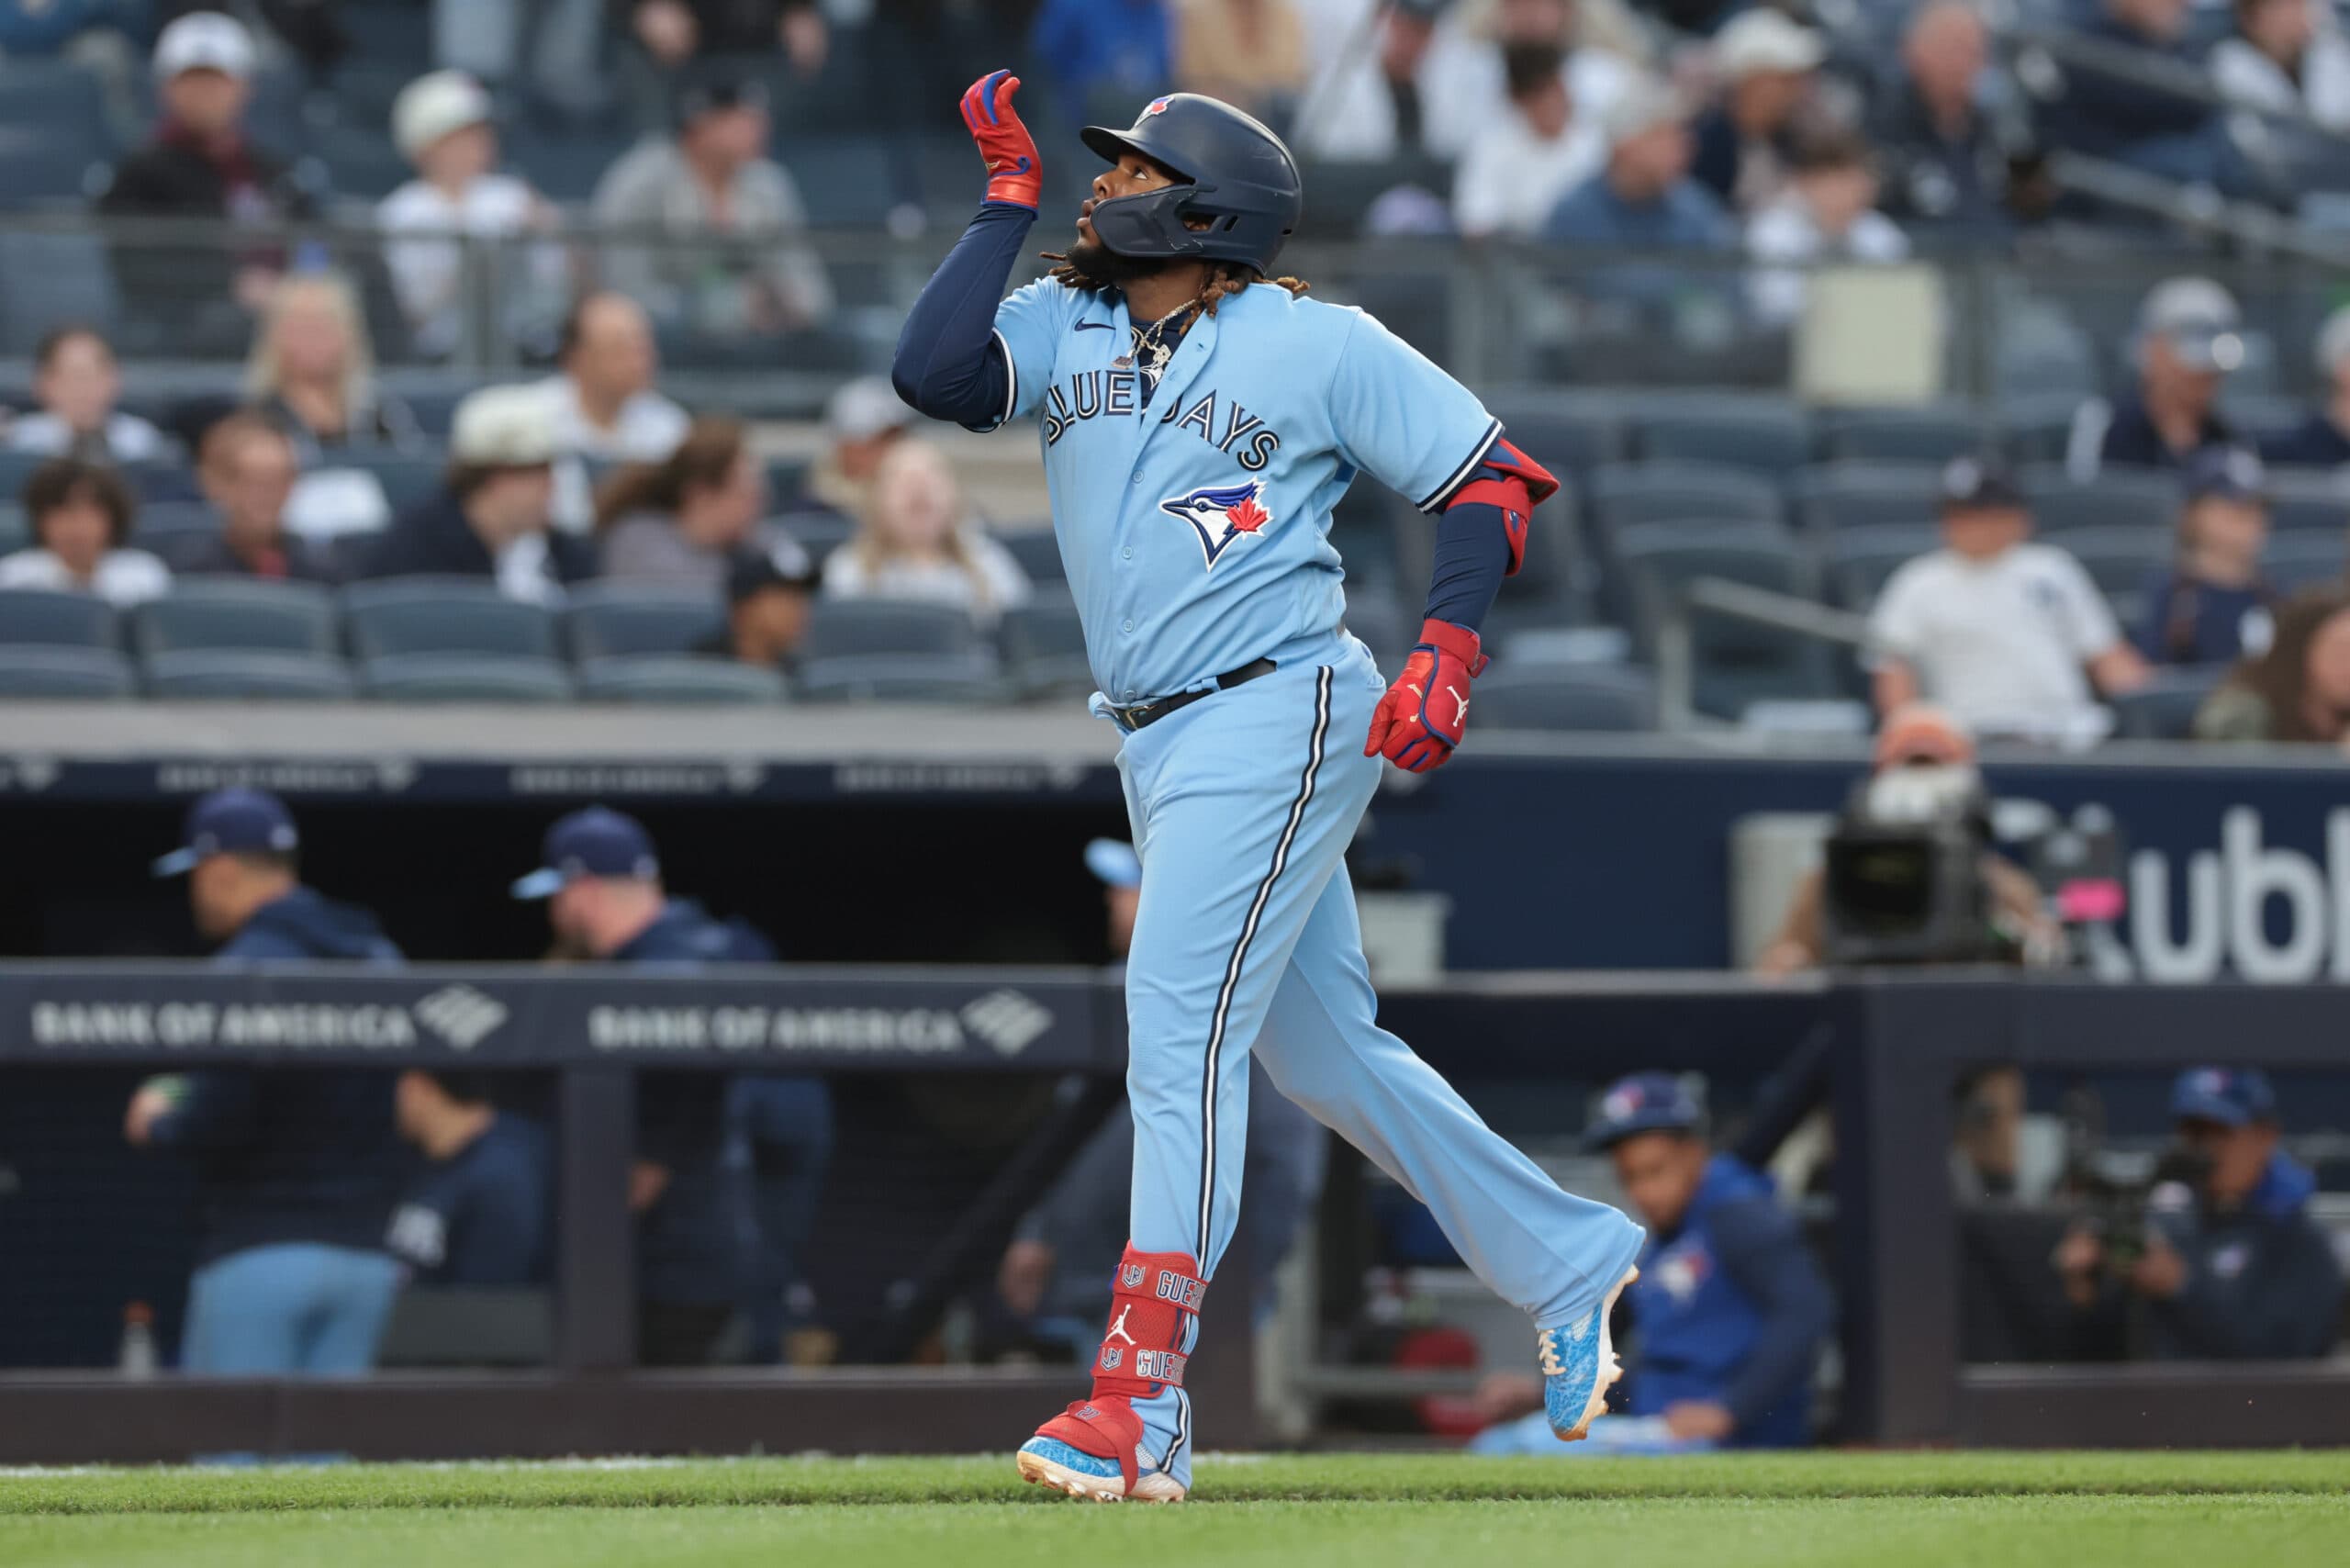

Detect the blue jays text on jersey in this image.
[977,277,1502,703]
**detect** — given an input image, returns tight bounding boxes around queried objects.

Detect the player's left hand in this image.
[1365,619,1488,774]
[960,69,1042,211]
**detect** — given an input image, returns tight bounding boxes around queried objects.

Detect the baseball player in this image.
[894,73,1644,1502]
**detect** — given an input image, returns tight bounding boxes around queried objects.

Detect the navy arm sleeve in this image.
[1708,1197,1837,1432]
[891,202,1033,429]
[1423,506,1514,633]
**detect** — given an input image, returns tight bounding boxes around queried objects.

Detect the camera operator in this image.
[2056,1068,2343,1360]
[1753,705,2063,976]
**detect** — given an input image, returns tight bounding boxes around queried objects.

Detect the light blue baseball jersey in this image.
[974,280,1502,704]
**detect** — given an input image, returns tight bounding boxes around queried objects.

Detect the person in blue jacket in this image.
[1472,1072,1834,1454]
[2057,1068,2343,1360]
[124,788,408,1375]
[386,1070,553,1287]
[512,806,829,1365]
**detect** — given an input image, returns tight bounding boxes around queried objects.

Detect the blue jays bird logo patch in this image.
[1160,481,1273,568]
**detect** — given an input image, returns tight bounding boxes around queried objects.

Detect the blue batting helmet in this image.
[1080,94,1303,276]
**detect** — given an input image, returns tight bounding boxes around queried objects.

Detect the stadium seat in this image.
[801,600,980,662]
[120,459,202,506]
[362,653,575,703]
[565,586,727,662]
[576,656,786,704]
[132,501,225,546]
[2264,533,2344,591]
[2020,465,2176,535]
[1614,526,1835,718]
[2056,525,2168,601]
[0,644,134,697]
[0,588,116,649]
[1999,395,2088,467]
[343,579,562,661]
[1480,390,1629,473]
[2264,469,2350,534]
[1635,397,1811,476]
[999,595,1091,696]
[794,653,1006,702]
[1000,529,1066,585]
[144,650,358,700]
[0,502,24,556]
[1828,524,1941,610]
[340,454,445,513]
[779,510,855,565]
[2111,669,2223,741]
[133,579,338,658]
[788,140,901,227]
[0,230,117,353]
[0,450,49,498]
[1790,461,1947,537]
[1817,405,1992,464]
[1585,462,1785,538]
[1472,664,1658,732]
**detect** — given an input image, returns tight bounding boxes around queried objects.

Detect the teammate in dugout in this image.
[893,71,1645,1502]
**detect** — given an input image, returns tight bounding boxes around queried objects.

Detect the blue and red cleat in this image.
[1016,1395,1186,1503]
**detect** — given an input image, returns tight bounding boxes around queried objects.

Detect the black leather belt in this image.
[1107,658,1277,734]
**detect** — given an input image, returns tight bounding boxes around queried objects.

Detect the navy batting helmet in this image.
[1080,94,1303,276]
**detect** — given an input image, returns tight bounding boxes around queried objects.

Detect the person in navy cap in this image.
[1472,1072,1832,1455]
[2137,447,2277,668]
[123,788,408,1374]
[2057,1067,2342,1359]
[513,806,826,1364]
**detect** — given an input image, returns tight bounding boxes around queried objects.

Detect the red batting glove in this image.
[1365,619,1490,774]
[960,69,1042,210]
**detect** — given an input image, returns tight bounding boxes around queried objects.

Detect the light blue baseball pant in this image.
[1113,633,1645,1479]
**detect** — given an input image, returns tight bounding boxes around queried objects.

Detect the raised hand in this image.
[961,69,1042,211]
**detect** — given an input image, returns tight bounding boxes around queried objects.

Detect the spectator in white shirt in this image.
[378,70,567,362]
[5,326,170,465]
[1745,125,1912,328]
[2210,0,2350,132]
[1292,0,1486,162]
[1455,41,1607,239]
[1869,455,2149,744]
[535,291,691,533]
[0,457,172,607]
[822,440,1030,628]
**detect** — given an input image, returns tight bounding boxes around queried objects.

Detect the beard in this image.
[1062,234,1170,291]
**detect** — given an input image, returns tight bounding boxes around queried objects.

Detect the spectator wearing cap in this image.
[535,292,691,535]
[1174,0,1309,121]
[1689,8,1830,213]
[1545,74,1735,255]
[0,457,171,607]
[1472,1072,1832,1455]
[1753,705,2065,976]
[4,326,170,465]
[359,385,596,601]
[162,413,338,582]
[782,376,910,522]
[386,1070,554,1288]
[124,789,408,1375]
[98,13,319,353]
[1454,41,1608,241]
[2056,1068,2343,1360]
[1872,1,2030,237]
[513,807,810,1366]
[822,439,1031,629]
[2068,278,2247,481]
[2191,587,2350,743]
[995,839,1323,1348]
[596,417,793,594]
[2138,447,2278,667]
[2212,0,2350,132]
[591,76,834,344]
[1744,125,1911,330]
[378,70,565,363]
[2042,0,2246,191]
[2259,303,2350,468]
[1868,455,2149,743]
[698,542,820,671]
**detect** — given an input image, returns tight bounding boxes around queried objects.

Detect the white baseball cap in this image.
[452,386,558,466]
[825,376,911,444]
[394,70,495,162]
[154,12,256,82]
[1602,74,1687,148]
[1715,9,1827,79]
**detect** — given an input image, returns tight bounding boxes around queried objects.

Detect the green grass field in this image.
[1,1452,2344,1568]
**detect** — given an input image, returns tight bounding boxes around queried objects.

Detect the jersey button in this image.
[1130,474,1140,485]
[1121,619,1134,633]
[1122,547,1133,560]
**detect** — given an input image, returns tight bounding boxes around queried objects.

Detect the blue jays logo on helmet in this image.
[1159,480,1274,568]
[1143,97,1171,118]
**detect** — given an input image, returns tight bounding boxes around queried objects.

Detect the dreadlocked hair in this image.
[1040,253,1310,337]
